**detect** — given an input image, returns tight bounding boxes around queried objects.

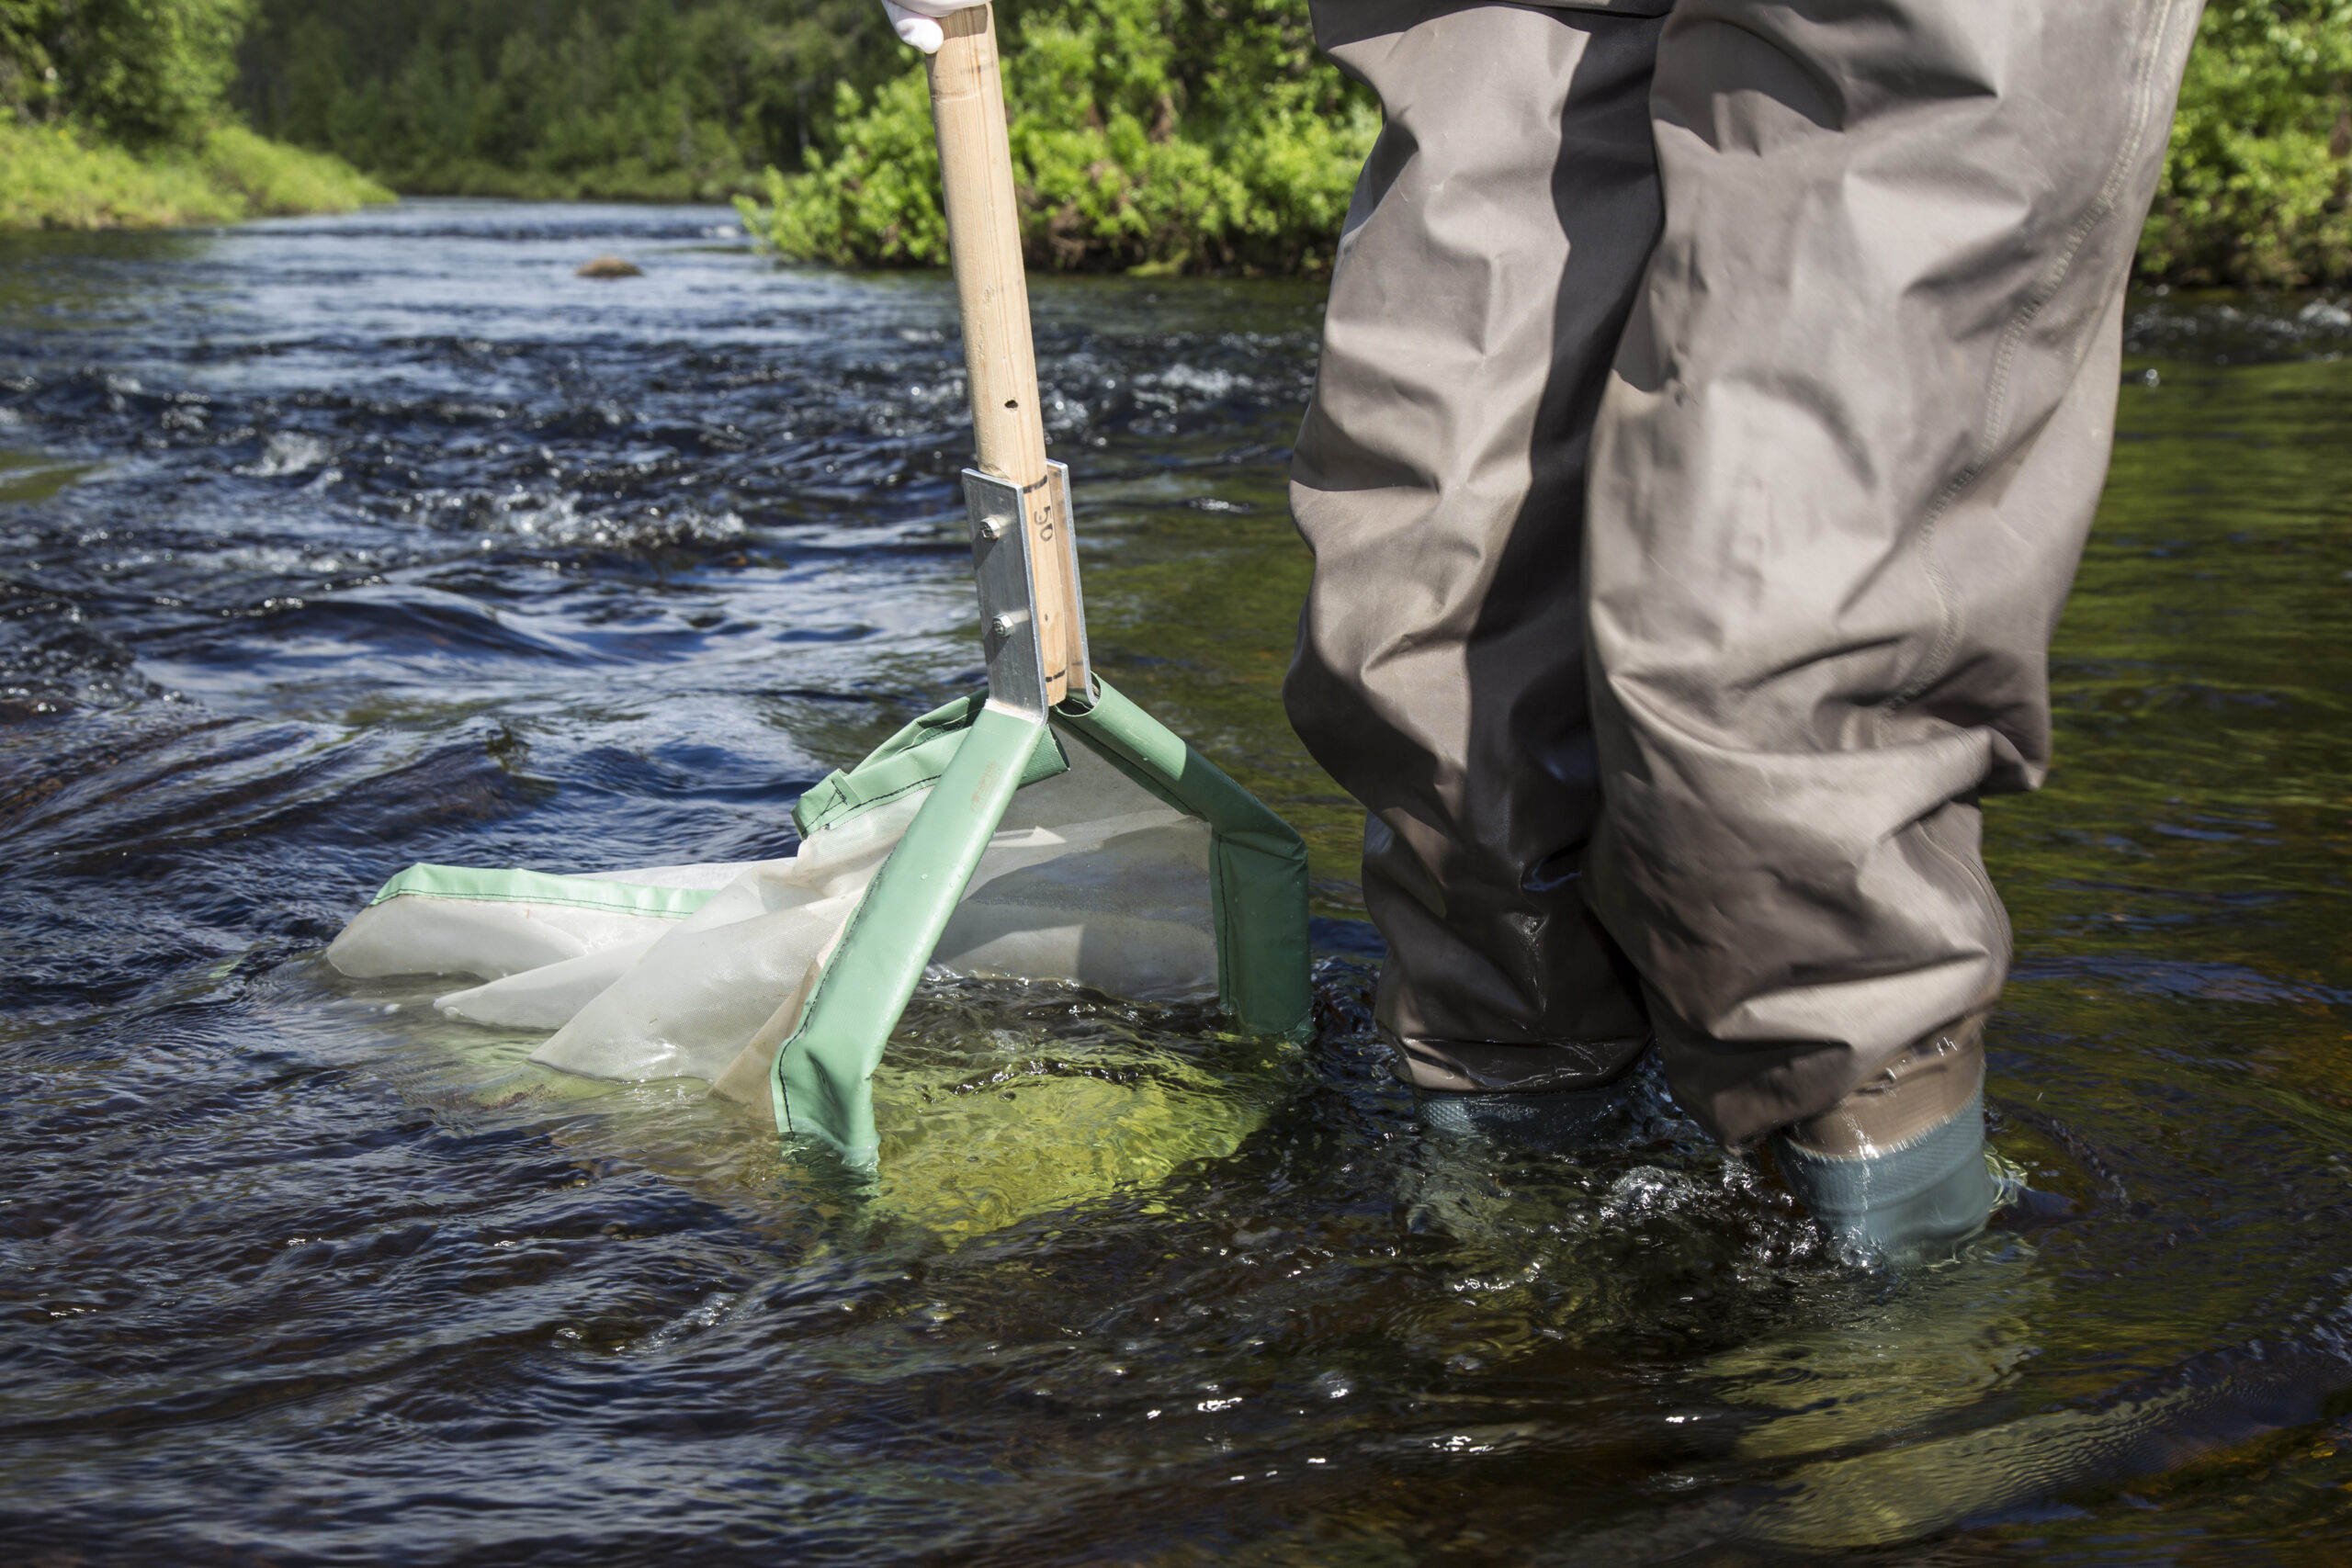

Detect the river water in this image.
[3,201,2349,1563]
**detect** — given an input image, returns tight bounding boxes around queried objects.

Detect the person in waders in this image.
[882,0,2204,1259]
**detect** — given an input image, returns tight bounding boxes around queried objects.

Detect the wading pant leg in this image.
[1289,0,1671,1094]
[1584,0,2205,1172]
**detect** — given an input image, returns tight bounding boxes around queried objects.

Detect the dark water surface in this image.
[4,202,2350,1563]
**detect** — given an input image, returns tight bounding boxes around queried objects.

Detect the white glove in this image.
[880,0,989,54]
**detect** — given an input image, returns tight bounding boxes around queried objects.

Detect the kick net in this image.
[328,686,1313,1227]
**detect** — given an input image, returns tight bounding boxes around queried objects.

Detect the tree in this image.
[2145,0,2352,286]
[5,0,254,141]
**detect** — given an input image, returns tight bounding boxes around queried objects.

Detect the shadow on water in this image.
[2,203,2350,1562]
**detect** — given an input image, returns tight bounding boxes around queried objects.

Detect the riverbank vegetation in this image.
[13,0,2351,277]
[734,0,2352,286]
[1,0,387,229]
[744,0,1370,274]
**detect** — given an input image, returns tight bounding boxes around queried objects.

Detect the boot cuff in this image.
[1783,1019,1985,1159]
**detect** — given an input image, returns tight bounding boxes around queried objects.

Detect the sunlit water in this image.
[4,202,2350,1563]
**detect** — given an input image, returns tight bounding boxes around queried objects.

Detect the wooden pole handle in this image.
[926,6,1076,705]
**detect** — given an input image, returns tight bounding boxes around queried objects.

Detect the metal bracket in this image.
[961,462,1094,716]
[961,468,1048,717]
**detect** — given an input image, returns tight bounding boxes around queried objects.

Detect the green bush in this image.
[739,0,1375,275]
[752,0,2352,286]
[2143,0,2352,287]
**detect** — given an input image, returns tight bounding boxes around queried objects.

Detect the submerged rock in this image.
[576,255,642,278]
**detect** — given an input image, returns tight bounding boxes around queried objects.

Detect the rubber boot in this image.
[1771,1021,1997,1263]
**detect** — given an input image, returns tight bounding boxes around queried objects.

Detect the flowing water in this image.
[3,201,2350,1564]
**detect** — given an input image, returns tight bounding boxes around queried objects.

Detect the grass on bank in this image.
[331,156,752,205]
[0,116,390,229]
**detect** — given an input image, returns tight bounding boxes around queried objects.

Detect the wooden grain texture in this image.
[927,6,1077,705]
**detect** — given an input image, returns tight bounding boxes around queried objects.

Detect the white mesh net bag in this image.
[329,689,1306,1129]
